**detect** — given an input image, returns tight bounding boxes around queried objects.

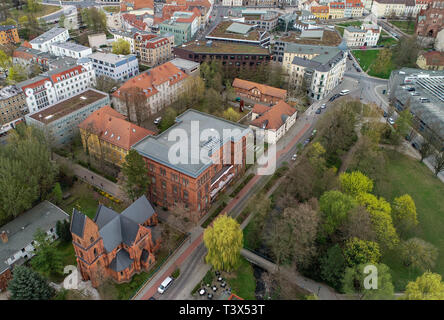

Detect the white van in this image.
[340,89,350,96]
[157,276,173,294]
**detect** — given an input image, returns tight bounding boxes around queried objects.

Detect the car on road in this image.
[315,108,322,114]
[158,276,173,294]
[411,142,420,150]
[410,92,420,96]
[383,111,388,117]
[388,117,395,125]
[291,154,298,161]
[340,89,350,96]
[356,68,361,72]
[321,103,326,109]
[303,138,310,146]
[312,129,317,136]
[154,117,162,125]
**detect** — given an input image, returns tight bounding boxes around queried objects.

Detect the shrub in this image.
[172,268,180,279]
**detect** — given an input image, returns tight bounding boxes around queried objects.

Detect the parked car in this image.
[411,142,420,150]
[388,117,395,125]
[315,108,321,114]
[291,154,298,161]
[158,277,173,294]
[356,68,361,72]
[312,129,317,136]
[154,117,162,125]
[321,103,326,109]
[383,111,388,117]
[340,89,350,96]
[303,138,311,145]
[235,97,241,102]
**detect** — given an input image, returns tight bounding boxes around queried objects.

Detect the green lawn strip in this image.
[377,36,398,47]
[375,150,444,291]
[10,4,61,19]
[226,257,256,300]
[389,20,415,35]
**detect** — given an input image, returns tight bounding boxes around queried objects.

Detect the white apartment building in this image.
[88,52,139,82]
[343,24,381,47]
[284,43,347,100]
[17,59,96,113]
[222,0,243,6]
[371,0,418,17]
[49,42,93,59]
[111,29,137,53]
[29,27,70,52]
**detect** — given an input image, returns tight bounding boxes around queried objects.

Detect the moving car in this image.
[154,117,162,125]
[158,277,173,294]
[340,89,350,96]
[388,117,395,125]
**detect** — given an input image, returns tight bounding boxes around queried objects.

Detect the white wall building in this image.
[49,42,93,59]
[343,24,381,47]
[111,29,137,53]
[222,0,243,6]
[29,27,70,52]
[88,52,139,82]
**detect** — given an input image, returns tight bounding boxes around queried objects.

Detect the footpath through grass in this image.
[374,150,444,291]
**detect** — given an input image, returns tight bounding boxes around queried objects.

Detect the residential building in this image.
[159,19,192,46]
[344,0,364,17]
[329,2,345,18]
[222,0,243,5]
[206,21,270,47]
[250,100,297,144]
[0,201,69,292]
[134,33,172,67]
[0,25,20,45]
[121,0,154,11]
[173,40,272,70]
[29,27,69,52]
[370,0,421,17]
[70,195,160,288]
[172,10,200,37]
[25,89,110,146]
[132,109,252,221]
[415,1,444,38]
[237,10,280,32]
[112,62,188,118]
[388,68,444,151]
[302,0,321,11]
[232,78,287,104]
[343,24,381,47]
[88,33,107,50]
[169,58,200,76]
[79,106,154,167]
[88,52,139,81]
[49,42,93,59]
[416,51,444,70]
[122,13,150,32]
[284,43,346,100]
[311,5,330,19]
[0,86,28,134]
[436,28,444,51]
[12,46,52,70]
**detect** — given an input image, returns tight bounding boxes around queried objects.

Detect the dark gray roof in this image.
[291,48,344,72]
[94,205,119,229]
[99,216,123,252]
[1,201,69,273]
[71,209,86,238]
[109,248,134,272]
[120,216,140,246]
[141,249,150,262]
[120,195,155,225]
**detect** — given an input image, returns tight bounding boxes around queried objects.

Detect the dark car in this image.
[411,142,420,150]
[383,111,388,117]
[329,95,336,102]
[315,108,321,114]
[356,68,361,72]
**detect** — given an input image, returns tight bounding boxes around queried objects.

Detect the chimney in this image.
[1,231,8,243]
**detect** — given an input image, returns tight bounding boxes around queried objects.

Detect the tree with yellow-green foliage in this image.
[339,171,374,197]
[7,64,27,84]
[391,194,418,235]
[357,193,399,250]
[112,38,130,55]
[0,49,11,70]
[402,272,444,300]
[203,215,243,272]
[319,190,356,236]
[343,237,381,268]
[223,107,241,122]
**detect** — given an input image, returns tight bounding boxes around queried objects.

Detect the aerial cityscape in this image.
[0,0,444,306]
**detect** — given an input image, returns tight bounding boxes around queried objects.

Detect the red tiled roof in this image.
[113,62,188,100]
[252,103,270,115]
[50,65,85,83]
[422,51,444,66]
[144,37,170,49]
[250,100,297,131]
[22,40,32,48]
[346,0,363,7]
[21,78,49,93]
[232,78,287,100]
[121,0,154,11]
[311,5,329,13]
[78,105,154,150]
[329,2,345,8]
[13,48,34,60]
[122,13,148,31]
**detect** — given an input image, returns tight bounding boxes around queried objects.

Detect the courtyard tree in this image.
[342,263,394,300]
[50,182,62,205]
[431,151,444,176]
[81,7,107,32]
[371,48,392,76]
[392,36,420,69]
[203,215,243,272]
[31,229,64,277]
[121,149,150,201]
[418,138,434,163]
[7,64,27,84]
[402,272,444,300]
[56,219,72,243]
[391,194,418,235]
[8,266,54,300]
[399,238,438,271]
[160,107,177,132]
[339,171,374,197]
[223,107,241,122]
[58,14,65,28]
[112,38,130,55]
[0,49,11,70]
[343,237,381,268]
[340,206,377,242]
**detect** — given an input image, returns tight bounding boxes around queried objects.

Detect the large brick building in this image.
[132,109,252,221]
[415,1,444,38]
[232,78,287,105]
[70,196,160,288]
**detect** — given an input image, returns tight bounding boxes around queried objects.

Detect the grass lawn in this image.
[389,20,416,35]
[9,4,61,20]
[102,6,120,13]
[377,36,398,47]
[374,150,444,291]
[225,257,256,300]
[352,49,394,79]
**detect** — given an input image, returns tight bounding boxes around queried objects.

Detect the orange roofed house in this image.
[70,195,160,288]
[78,105,154,167]
[232,78,287,105]
[112,61,189,119]
[250,100,297,144]
[0,25,20,45]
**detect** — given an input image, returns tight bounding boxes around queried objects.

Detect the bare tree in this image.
[81,122,97,157]
[123,87,148,126]
[432,151,444,176]
[419,139,434,162]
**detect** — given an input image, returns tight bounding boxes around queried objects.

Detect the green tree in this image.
[8,266,54,300]
[319,190,356,236]
[203,215,243,272]
[50,182,62,204]
[395,106,413,137]
[343,237,381,267]
[2,17,17,26]
[81,7,107,32]
[320,244,346,290]
[402,272,444,300]
[7,64,27,84]
[27,0,42,13]
[391,194,418,235]
[121,149,150,201]
[0,49,12,70]
[342,263,394,300]
[371,48,392,77]
[159,107,177,132]
[31,229,64,277]
[339,171,373,197]
[112,38,130,55]
[58,14,65,28]
[56,220,72,243]
[399,238,438,271]
[223,107,241,122]
[18,15,29,27]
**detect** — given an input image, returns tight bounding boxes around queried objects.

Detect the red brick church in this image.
[70,196,161,288]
